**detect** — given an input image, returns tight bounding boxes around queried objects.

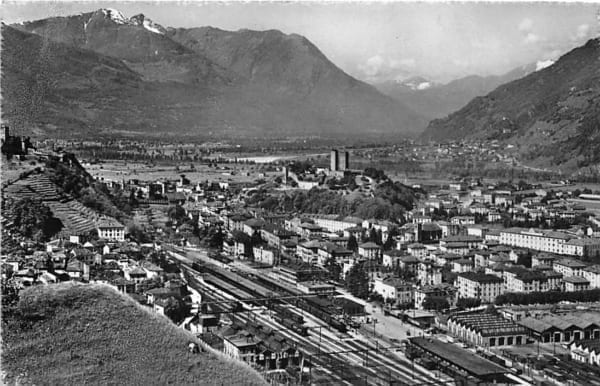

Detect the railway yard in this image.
[168,246,455,385]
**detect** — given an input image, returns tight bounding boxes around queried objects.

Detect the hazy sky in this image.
[3,1,599,83]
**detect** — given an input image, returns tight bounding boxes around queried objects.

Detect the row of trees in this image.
[495,289,600,306]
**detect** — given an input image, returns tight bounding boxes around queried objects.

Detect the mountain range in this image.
[422,38,600,170]
[374,65,536,120]
[3,9,427,140]
[3,8,598,168]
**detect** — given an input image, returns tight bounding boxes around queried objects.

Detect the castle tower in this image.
[330,149,339,171]
[339,151,350,171]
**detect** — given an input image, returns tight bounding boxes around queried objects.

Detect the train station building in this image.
[406,337,510,383]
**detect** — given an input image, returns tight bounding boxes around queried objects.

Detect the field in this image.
[84,161,282,184]
[1,282,266,386]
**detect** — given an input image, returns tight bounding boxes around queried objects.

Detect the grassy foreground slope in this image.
[1,283,266,386]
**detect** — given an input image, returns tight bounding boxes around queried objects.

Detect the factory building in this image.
[447,313,528,347]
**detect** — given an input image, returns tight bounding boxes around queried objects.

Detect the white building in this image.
[96,217,125,242]
[570,341,600,366]
[563,276,590,292]
[499,228,600,256]
[583,265,600,289]
[313,216,362,233]
[358,242,381,260]
[373,276,413,305]
[553,258,588,277]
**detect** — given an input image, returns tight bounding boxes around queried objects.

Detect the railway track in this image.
[178,259,449,385]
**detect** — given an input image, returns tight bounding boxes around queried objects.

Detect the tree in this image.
[167,205,186,221]
[383,236,395,251]
[422,296,449,311]
[368,229,383,245]
[324,256,342,281]
[516,251,532,268]
[163,297,190,324]
[456,297,481,309]
[11,198,62,241]
[345,262,370,299]
[347,235,359,252]
[207,227,224,248]
[363,167,387,181]
[250,231,263,247]
[127,223,151,243]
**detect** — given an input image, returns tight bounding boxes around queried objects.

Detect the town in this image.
[3,123,600,385]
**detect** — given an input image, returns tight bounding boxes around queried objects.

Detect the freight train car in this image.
[273,314,309,336]
[292,297,347,334]
[272,304,304,325]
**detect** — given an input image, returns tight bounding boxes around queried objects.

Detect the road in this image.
[168,245,454,385]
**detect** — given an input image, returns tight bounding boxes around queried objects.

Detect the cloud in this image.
[390,58,416,68]
[545,49,562,60]
[360,55,385,77]
[518,18,533,33]
[452,58,470,67]
[535,59,554,71]
[358,55,416,81]
[576,23,591,40]
[416,82,431,90]
[524,33,541,44]
[518,17,543,45]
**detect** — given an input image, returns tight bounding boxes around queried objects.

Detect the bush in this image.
[11,198,62,241]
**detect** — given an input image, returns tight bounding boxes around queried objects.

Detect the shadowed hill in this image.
[1,282,266,386]
[421,38,600,169]
[5,10,427,140]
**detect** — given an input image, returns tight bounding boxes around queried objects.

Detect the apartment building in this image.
[316,242,353,265]
[503,267,548,293]
[456,272,504,303]
[532,253,558,268]
[373,276,413,305]
[414,283,457,310]
[553,258,588,277]
[563,276,590,292]
[418,261,443,286]
[583,265,600,289]
[313,216,362,233]
[499,228,600,256]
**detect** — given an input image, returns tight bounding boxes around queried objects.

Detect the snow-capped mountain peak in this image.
[130,14,166,35]
[101,8,129,25]
[535,59,555,71]
[96,9,165,34]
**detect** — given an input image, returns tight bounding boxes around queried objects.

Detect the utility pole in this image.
[309,354,312,385]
